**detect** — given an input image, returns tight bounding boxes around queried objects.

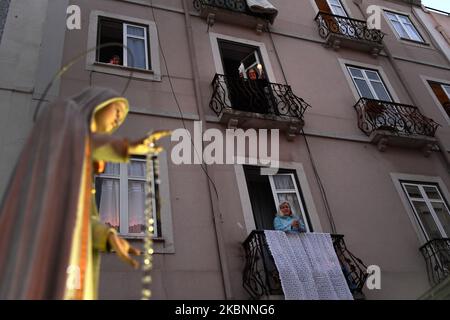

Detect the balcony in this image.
[193,0,276,33]
[242,230,368,300]
[209,74,310,140]
[315,12,385,56]
[420,238,450,287]
[354,98,440,156]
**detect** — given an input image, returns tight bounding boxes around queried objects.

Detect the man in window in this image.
[274,201,306,232]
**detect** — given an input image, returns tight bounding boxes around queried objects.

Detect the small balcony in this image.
[242,230,368,300]
[420,238,450,287]
[354,98,440,156]
[315,12,385,56]
[193,0,276,33]
[209,74,310,140]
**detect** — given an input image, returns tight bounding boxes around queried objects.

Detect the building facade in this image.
[1,0,450,299]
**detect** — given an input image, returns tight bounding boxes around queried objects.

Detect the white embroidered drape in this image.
[264,230,354,300]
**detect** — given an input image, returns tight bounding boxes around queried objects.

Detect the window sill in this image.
[399,37,429,47]
[119,234,165,242]
[87,61,161,81]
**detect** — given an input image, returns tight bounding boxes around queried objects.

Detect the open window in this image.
[428,81,450,120]
[243,165,312,232]
[316,0,348,16]
[217,40,274,114]
[97,17,150,70]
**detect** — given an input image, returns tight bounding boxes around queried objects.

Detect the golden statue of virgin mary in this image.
[0,87,168,299]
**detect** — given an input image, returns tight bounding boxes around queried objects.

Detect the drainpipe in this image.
[353,0,450,173]
[180,0,234,299]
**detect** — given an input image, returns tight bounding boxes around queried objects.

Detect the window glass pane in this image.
[413,201,442,240]
[431,202,450,237]
[443,85,450,98]
[128,160,146,178]
[355,79,375,99]
[386,12,398,22]
[128,181,146,234]
[348,67,363,78]
[391,20,408,38]
[371,81,391,101]
[398,15,411,24]
[365,71,381,81]
[424,186,443,201]
[405,185,422,199]
[330,5,346,16]
[127,37,147,69]
[127,25,145,37]
[277,193,305,225]
[404,24,422,41]
[97,178,120,231]
[273,175,295,190]
[104,163,120,175]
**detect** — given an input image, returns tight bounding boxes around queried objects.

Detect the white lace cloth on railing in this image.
[246,0,278,21]
[264,230,353,300]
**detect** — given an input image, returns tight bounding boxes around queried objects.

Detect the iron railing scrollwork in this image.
[354,98,439,137]
[210,74,310,120]
[315,11,385,44]
[420,238,450,286]
[193,0,247,13]
[242,230,368,300]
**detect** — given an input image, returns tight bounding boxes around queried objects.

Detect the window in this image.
[95,158,160,237]
[401,182,450,240]
[269,173,311,232]
[347,66,392,101]
[428,81,450,119]
[326,0,347,16]
[315,0,347,16]
[97,17,149,70]
[243,166,312,232]
[87,11,161,81]
[385,11,424,43]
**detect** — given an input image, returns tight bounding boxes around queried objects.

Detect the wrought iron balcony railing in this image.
[242,230,368,300]
[210,74,310,120]
[315,12,385,44]
[354,98,439,138]
[420,238,450,286]
[193,0,269,20]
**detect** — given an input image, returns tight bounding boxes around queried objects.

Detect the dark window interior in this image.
[218,40,261,78]
[243,165,312,231]
[97,18,123,65]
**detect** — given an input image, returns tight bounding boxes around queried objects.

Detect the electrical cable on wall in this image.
[148,3,221,202]
[267,25,337,234]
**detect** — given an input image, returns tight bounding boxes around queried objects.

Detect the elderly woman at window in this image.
[274,201,306,232]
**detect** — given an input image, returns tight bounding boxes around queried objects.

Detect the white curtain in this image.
[264,231,353,300]
[128,161,146,234]
[99,178,120,231]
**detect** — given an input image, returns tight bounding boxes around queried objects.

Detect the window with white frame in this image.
[269,173,311,232]
[385,11,424,43]
[401,182,450,240]
[95,158,160,237]
[326,0,347,16]
[97,17,150,70]
[347,66,392,101]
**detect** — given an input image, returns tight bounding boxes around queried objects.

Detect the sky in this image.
[421,0,450,13]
